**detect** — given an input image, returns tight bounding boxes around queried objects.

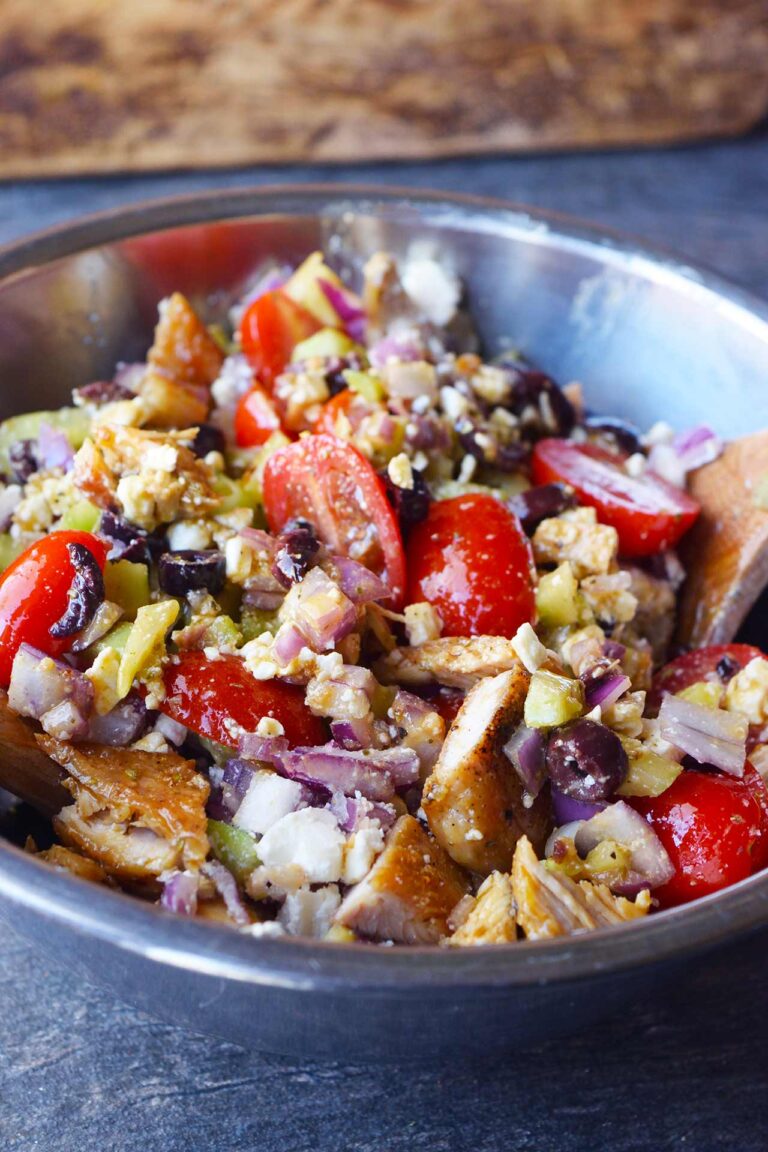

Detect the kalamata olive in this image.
[381,469,431,532]
[271,519,320,587]
[324,354,366,397]
[49,542,105,639]
[508,483,577,533]
[584,416,643,457]
[499,359,576,436]
[457,420,529,473]
[716,654,740,683]
[158,550,226,596]
[545,718,628,802]
[99,509,151,564]
[189,423,226,458]
[8,439,39,483]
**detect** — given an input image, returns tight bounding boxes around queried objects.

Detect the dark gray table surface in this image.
[2,132,768,1152]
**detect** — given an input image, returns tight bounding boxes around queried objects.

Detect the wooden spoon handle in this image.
[676,431,768,649]
[0,691,68,816]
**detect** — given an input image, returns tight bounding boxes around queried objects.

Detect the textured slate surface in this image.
[2,130,768,1150]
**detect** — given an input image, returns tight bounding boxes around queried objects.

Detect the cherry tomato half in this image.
[262,434,406,609]
[631,765,768,907]
[531,438,700,557]
[0,531,108,687]
[161,652,326,749]
[647,643,765,716]
[239,291,321,390]
[313,389,354,437]
[234,384,284,448]
[406,493,535,638]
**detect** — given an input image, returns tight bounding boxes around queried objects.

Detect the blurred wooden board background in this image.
[0,0,766,178]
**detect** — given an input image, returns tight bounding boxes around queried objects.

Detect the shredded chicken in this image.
[511,836,651,940]
[375,635,521,690]
[335,815,470,944]
[40,736,209,884]
[447,872,517,946]
[148,292,224,390]
[422,667,550,873]
[37,843,109,885]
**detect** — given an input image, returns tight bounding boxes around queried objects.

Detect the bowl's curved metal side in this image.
[1,186,768,1059]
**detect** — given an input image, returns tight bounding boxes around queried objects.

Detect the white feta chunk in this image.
[233,770,305,837]
[257,807,346,883]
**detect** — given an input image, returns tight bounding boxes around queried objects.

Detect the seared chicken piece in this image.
[375,635,521,691]
[422,667,550,874]
[512,836,651,940]
[335,815,470,944]
[39,736,209,884]
[37,843,109,885]
[148,292,224,391]
[533,507,618,579]
[447,871,517,946]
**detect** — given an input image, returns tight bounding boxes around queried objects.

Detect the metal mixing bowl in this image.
[1,186,767,1062]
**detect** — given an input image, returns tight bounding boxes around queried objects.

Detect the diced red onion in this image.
[239,528,277,556]
[551,790,607,825]
[239,264,293,313]
[37,422,74,472]
[404,413,451,451]
[673,425,723,471]
[383,361,437,401]
[238,732,289,764]
[545,819,585,860]
[331,555,390,604]
[0,484,21,531]
[602,640,626,661]
[202,860,250,926]
[503,726,547,798]
[318,279,367,342]
[161,870,199,917]
[659,694,747,777]
[289,567,357,650]
[243,588,285,612]
[369,335,424,369]
[114,362,147,392]
[330,716,376,750]
[154,713,187,747]
[8,643,93,724]
[40,699,90,741]
[87,692,149,746]
[585,672,632,711]
[328,792,397,832]
[279,742,418,801]
[272,623,308,665]
[574,800,675,892]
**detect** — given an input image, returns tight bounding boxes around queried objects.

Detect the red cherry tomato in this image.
[239,291,321,390]
[161,652,326,749]
[631,765,768,907]
[0,531,108,687]
[406,494,535,638]
[234,384,284,447]
[648,643,765,716]
[262,434,406,609]
[313,389,354,437]
[531,438,700,557]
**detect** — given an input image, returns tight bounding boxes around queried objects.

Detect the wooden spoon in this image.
[0,690,68,816]
[676,431,768,649]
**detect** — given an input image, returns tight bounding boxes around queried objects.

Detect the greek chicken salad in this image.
[1,245,767,946]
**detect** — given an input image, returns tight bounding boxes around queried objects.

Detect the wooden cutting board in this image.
[0,0,766,178]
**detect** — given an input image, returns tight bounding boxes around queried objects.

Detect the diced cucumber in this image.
[83,620,134,661]
[0,533,23,573]
[240,607,279,642]
[676,681,724,709]
[103,560,150,620]
[0,408,90,474]
[524,670,584,729]
[535,562,580,628]
[213,474,259,514]
[207,819,260,884]
[343,369,385,403]
[60,499,101,532]
[617,742,684,798]
[203,615,242,649]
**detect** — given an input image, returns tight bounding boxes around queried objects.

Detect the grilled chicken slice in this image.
[335,815,470,944]
[422,667,550,874]
[511,836,651,940]
[39,736,209,884]
[447,871,517,946]
[36,843,109,885]
[375,636,521,691]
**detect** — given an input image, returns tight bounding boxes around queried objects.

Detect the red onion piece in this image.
[161,870,199,917]
[288,568,357,650]
[239,528,277,556]
[87,692,149,747]
[331,555,389,604]
[318,278,367,342]
[551,790,606,825]
[602,640,626,661]
[279,742,418,801]
[238,733,289,765]
[574,800,675,892]
[8,643,93,725]
[202,860,250,926]
[330,716,376,750]
[659,694,747,777]
[673,425,722,471]
[37,422,75,472]
[328,792,397,832]
[272,624,308,665]
[585,672,632,710]
[503,725,547,797]
[114,362,147,392]
[369,334,424,369]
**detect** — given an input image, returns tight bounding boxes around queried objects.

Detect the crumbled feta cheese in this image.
[464,828,484,842]
[387,452,414,491]
[131,731,171,754]
[258,808,346,883]
[457,454,477,484]
[342,819,386,884]
[646,443,685,488]
[725,657,768,724]
[625,453,647,478]
[116,474,156,528]
[404,602,442,646]
[256,716,285,738]
[278,884,341,938]
[533,507,618,579]
[511,622,549,673]
[244,921,286,939]
[211,354,254,411]
[234,770,304,836]
[85,647,123,715]
[471,365,512,406]
[144,443,178,473]
[167,519,214,551]
[401,252,460,326]
[439,385,470,422]
[225,535,255,584]
[643,421,675,447]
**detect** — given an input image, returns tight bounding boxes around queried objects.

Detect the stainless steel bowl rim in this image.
[1,183,767,993]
